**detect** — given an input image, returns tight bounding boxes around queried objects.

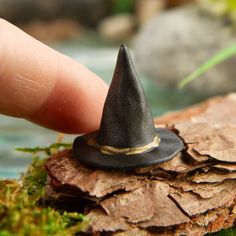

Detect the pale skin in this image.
[0,19,108,133]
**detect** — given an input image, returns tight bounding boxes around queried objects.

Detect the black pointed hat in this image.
[73,45,184,170]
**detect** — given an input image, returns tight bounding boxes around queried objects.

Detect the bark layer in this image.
[45,94,236,235]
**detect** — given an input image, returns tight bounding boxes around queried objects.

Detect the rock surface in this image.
[45,93,236,235]
[134,5,236,94]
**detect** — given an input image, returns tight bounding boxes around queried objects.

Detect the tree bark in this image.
[45,94,236,235]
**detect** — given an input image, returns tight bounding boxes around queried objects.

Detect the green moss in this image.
[208,226,236,236]
[0,145,86,236]
[15,142,72,156]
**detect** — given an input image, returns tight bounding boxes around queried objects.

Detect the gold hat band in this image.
[87,135,160,155]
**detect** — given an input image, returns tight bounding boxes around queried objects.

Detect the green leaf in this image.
[178,44,236,88]
[227,0,236,10]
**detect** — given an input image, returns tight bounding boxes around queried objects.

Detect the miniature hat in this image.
[73,44,184,170]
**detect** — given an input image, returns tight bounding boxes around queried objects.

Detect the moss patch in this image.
[0,144,86,236]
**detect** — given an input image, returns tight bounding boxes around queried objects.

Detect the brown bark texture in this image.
[45,94,236,236]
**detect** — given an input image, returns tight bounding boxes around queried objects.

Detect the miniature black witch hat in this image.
[73,44,184,170]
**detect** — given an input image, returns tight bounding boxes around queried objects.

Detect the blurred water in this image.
[0,41,205,179]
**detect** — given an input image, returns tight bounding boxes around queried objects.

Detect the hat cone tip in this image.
[117,43,132,65]
[119,43,128,51]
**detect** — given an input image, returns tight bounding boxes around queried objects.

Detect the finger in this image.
[0,19,108,133]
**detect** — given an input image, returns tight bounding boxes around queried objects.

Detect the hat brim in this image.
[73,128,184,170]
